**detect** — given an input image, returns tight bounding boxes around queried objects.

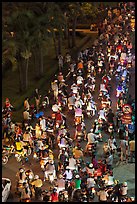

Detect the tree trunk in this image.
[72,15,77,48]
[67,21,71,49]
[32,49,38,76]
[52,31,58,59]
[64,23,68,39]
[18,62,24,93]
[39,46,44,78]
[23,58,29,91]
[58,32,61,55]
[17,53,24,93]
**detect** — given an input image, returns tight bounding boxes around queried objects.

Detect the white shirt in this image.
[52,104,59,112]
[68,96,75,105]
[40,118,46,131]
[87,177,96,188]
[64,170,73,180]
[87,132,97,144]
[100,84,108,92]
[71,85,79,94]
[99,109,106,118]
[68,157,76,170]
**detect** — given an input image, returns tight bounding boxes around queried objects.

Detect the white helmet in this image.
[75,174,80,178]
[34,175,39,180]
[19,168,24,173]
[122,182,127,186]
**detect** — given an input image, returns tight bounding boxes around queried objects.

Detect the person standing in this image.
[119,135,128,162]
[129,136,135,163]
[34,88,41,113]
[58,53,64,71]
[24,97,30,111]
[105,151,113,171]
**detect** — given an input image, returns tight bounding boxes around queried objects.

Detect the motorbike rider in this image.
[31,175,43,199]
[15,137,26,156]
[58,148,68,170]
[22,130,33,154]
[20,182,31,202]
[16,168,27,196]
[68,154,77,170]
[86,173,96,190]
[16,168,27,184]
[50,188,59,202]
[44,159,56,181]
[55,174,66,193]
[87,129,98,145]
[86,163,95,177]
[63,166,73,182]
[74,174,81,189]
[98,107,107,121]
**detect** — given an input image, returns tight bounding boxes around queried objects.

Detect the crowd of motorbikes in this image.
[2,2,135,202]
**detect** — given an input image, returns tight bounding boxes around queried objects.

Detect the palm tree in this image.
[5,9,35,92]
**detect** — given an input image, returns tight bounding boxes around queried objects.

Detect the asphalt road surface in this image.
[2,35,135,202]
[3,65,135,202]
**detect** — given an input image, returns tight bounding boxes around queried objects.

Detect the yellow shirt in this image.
[73,148,83,159]
[129,140,135,152]
[16,141,23,151]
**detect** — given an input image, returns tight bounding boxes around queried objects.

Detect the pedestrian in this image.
[34,88,41,113]
[107,135,117,157]
[39,116,46,133]
[35,123,41,139]
[58,53,64,71]
[105,151,113,171]
[24,97,30,111]
[129,136,135,163]
[23,109,31,125]
[51,80,59,101]
[119,135,128,162]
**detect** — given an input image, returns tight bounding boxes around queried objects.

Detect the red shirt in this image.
[56,113,62,121]
[117,44,122,51]
[51,192,58,202]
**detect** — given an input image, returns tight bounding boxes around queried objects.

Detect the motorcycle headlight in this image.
[33,153,37,158]
[15,154,18,157]
[29,174,33,179]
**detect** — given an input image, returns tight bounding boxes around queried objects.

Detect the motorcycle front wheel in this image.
[2,155,9,165]
[16,155,22,162]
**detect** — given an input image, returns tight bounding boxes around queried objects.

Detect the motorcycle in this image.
[40,157,50,170]
[84,143,97,157]
[108,123,114,134]
[48,172,55,184]
[15,148,29,163]
[41,96,49,109]
[2,145,15,165]
[58,189,69,202]
[86,100,97,117]
[87,187,96,200]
